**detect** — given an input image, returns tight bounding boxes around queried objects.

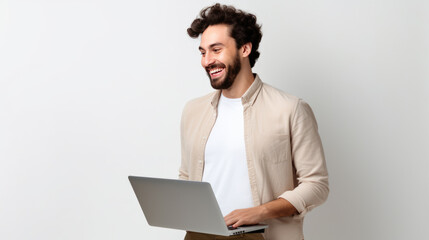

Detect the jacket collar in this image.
[210,74,263,109]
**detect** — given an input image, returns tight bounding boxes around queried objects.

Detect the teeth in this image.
[210,68,223,74]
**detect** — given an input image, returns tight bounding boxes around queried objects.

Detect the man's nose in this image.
[202,53,215,68]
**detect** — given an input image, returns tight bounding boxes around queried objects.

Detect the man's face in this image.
[199,24,241,90]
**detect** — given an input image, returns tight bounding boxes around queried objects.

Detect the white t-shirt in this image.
[202,94,254,216]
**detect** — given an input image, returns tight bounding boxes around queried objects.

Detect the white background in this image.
[1,0,428,239]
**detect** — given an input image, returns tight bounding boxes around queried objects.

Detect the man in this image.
[179,3,329,240]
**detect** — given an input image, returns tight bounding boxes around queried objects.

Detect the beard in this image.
[206,52,241,90]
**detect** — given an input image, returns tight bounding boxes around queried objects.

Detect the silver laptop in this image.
[128,176,268,236]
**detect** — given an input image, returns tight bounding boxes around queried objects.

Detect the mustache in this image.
[205,63,226,72]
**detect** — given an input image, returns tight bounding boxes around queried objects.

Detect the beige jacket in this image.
[179,75,329,240]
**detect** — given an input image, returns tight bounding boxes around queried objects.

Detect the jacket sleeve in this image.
[278,100,329,218]
[178,102,190,180]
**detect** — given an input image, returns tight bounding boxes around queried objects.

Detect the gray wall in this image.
[1,0,428,239]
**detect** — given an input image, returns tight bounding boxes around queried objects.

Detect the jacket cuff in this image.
[278,191,310,219]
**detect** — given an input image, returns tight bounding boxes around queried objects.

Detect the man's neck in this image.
[222,69,255,99]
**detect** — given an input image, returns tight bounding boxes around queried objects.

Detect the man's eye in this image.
[213,48,220,53]
[200,52,206,56]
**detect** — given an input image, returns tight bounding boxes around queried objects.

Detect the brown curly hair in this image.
[187,3,262,68]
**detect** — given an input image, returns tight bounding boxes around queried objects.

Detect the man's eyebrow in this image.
[198,43,225,51]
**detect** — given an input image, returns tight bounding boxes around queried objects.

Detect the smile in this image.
[209,68,225,78]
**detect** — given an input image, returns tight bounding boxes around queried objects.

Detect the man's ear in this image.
[240,42,252,58]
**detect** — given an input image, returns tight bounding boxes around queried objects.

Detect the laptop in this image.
[128,176,268,236]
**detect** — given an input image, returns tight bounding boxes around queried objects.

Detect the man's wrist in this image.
[258,204,270,221]
[259,198,298,221]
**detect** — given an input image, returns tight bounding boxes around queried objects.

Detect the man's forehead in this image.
[199,24,233,49]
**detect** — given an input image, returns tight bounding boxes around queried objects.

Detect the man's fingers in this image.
[233,220,243,228]
[224,211,238,225]
[225,216,238,226]
[225,208,261,227]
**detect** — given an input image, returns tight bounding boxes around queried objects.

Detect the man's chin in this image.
[208,71,234,89]
[210,77,224,89]
[210,82,223,90]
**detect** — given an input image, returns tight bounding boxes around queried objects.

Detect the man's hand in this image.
[224,198,298,228]
[224,206,266,228]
